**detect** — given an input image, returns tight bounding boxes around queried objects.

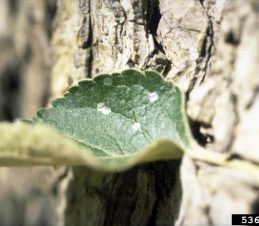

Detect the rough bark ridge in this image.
[0,0,258,226]
[0,1,67,226]
[179,1,259,224]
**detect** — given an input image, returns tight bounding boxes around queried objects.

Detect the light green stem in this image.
[187,146,259,181]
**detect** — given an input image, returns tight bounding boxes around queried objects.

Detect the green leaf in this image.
[0,122,183,171]
[36,69,194,168]
[0,69,193,171]
[1,69,259,178]
[0,122,99,167]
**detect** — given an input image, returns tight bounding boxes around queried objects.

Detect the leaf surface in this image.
[36,69,194,167]
[1,69,259,178]
[0,69,193,170]
[0,121,184,171]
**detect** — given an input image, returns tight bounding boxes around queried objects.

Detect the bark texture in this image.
[0,0,55,120]
[0,1,67,226]
[0,0,258,226]
[57,0,259,225]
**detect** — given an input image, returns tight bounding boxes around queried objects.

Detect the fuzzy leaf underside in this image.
[0,69,193,170]
[1,123,259,179]
[0,122,183,171]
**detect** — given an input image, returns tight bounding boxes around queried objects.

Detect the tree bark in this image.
[0,0,259,226]
[0,1,66,226]
[54,0,259,225]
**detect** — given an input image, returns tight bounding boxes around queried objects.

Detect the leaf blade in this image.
[37,69,193,159]
[0,69,193,171]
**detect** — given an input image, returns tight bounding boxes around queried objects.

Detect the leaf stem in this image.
[187,146,259,181]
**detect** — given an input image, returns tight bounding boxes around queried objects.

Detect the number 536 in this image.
[242,216,259,224]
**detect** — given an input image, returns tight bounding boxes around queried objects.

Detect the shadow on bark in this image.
[65,160,182,226]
